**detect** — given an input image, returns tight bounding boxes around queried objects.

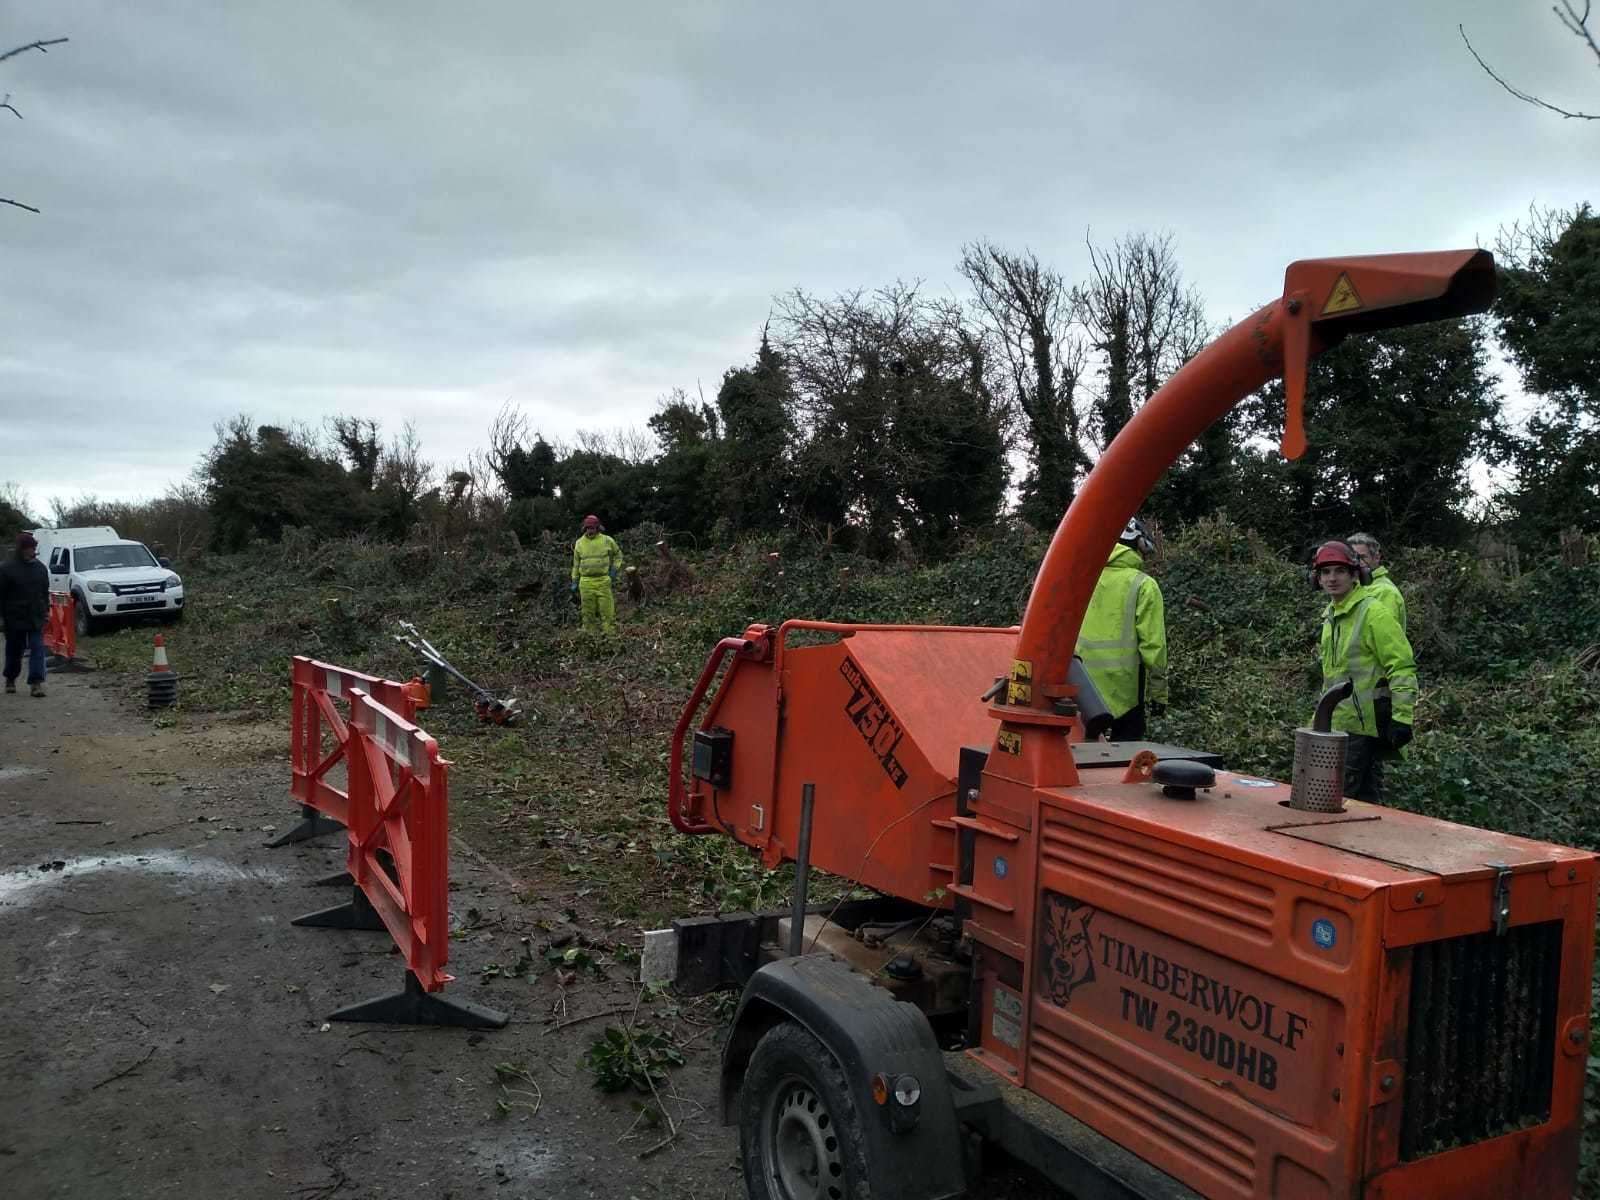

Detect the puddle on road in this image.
[0,850,289,909]
[0,766,47,785]
[465,1138,560,1185]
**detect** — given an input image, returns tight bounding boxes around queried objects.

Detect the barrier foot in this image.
[266,805,345,848]
[292,885,387,932]
[328,970,509,1030]
[309,869,354,888]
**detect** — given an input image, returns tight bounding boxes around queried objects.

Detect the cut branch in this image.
[0,197,41,214]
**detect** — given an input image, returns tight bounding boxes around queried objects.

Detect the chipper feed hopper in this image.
[663,249,1598,1200]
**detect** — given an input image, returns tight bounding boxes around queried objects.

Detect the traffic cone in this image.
[147,634,179,708]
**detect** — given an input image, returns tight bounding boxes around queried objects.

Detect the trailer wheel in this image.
[740,1021,874,1200]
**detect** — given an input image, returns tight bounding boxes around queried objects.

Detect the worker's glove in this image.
[569,580,578,595]
[1386,722,1413,752]
[609,569,618,584]
[1148,701,1167,719]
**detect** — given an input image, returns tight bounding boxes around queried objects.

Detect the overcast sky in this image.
[1,1,1594,514]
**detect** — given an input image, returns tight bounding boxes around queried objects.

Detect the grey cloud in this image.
[1,1,1593,507]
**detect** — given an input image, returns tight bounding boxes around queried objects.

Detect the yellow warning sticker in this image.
[1009,658,1032,681]
[997,729,1023,755]
[1321,273,1363,316]
[1006,680,1032,705]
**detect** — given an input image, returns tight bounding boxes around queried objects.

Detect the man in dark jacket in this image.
[1,532,51,697]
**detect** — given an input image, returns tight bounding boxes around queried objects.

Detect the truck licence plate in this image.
[124,596,162,606]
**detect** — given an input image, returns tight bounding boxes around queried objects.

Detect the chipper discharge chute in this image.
[663,248,1597,1200]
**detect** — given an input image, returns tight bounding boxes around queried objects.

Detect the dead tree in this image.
[959,241,1091,521]
[1076,231,1208,449]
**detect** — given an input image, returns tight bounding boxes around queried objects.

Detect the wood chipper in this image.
[648,249,1598,1200]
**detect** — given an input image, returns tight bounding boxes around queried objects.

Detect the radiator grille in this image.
[1400,920,1562,1161]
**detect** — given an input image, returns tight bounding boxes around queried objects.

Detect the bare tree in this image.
[1076,231,1209,449]
[376,420,434,500]
[327,415,382,488]
[958,241,1090,522]
[2,37,68,214]
[1460,3,1598,120]
[573,425,655,465]
[772,282,1009,552]
[486,400,532,482]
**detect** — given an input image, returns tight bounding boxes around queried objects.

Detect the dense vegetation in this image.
[80,516,1600,1185]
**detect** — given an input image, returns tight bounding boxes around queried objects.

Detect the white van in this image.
[30,526,186,636]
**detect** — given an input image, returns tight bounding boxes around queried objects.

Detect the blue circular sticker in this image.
[993,856,1009,879]
[1312,919,1337,950]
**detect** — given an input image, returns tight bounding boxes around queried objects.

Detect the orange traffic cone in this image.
[147,634,178,708]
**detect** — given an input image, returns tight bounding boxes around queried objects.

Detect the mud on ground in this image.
[0,673,742,1199]
[1,672,1060,1199]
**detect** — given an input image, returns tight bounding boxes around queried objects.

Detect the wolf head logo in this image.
[1040,893,1097,1007]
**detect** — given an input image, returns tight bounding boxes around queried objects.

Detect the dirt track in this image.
[2,668,1071,1200]
[0,671,740,1199]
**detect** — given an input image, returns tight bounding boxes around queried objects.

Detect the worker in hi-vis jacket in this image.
[571,513,623,636]
[1075,517,1168,741]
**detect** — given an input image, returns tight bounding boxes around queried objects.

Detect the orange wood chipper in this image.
[646,249,1597,1200]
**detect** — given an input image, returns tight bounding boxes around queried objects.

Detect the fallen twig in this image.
[292,1165,350,1200]
[544,1003,634,1034]
[90,1046,155,1091]
[620,984,680,1158]
[493,1062,543,1120]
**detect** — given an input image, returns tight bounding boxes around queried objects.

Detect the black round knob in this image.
[884,954,923,981]
[1152,758,1216,799]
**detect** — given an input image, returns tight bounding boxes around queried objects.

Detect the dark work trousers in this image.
[1109,704,1146,742]
[3,629,47,685]
[1343,733,1385,802]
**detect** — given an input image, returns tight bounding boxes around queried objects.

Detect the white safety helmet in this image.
[1118,516,1154,554]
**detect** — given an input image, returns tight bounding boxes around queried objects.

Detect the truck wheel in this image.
[72,594,95,638]
[740,1022,873,1200]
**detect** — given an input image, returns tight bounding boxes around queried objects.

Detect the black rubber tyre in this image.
[739,1022,875,1200]
[72,593,95,638]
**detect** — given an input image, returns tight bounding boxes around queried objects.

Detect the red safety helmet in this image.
[1311,540,1371,586]
[1312,541,1358,570]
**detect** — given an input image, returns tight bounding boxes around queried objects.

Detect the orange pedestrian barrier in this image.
[272,656,421,849]
[292,687,505,1029]
[42,594,76,662]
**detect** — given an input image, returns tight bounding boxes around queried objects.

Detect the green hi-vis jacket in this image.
[1075,544,1168,719]
[1318,584,1417,737]
[1366,565,1407,634]
[572,533,622,581]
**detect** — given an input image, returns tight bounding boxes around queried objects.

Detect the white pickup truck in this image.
[31,526,186,636]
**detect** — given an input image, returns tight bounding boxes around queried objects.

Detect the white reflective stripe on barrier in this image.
[355,692,436,777]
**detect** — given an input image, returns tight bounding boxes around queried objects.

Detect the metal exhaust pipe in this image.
[1289,681,1353,813]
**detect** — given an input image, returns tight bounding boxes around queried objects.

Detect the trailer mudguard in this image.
[723,955,967,1200]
